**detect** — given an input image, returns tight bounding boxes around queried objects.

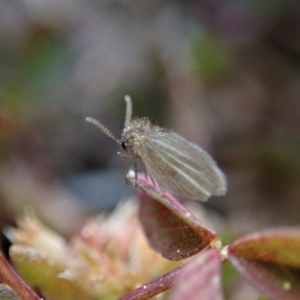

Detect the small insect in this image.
[86,95,227,201]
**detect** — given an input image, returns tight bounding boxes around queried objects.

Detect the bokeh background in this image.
[1,0,300,237]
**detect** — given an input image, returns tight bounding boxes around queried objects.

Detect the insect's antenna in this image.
[124,95,132,127]
[86,117,121,144]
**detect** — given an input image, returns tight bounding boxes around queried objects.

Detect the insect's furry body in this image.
[86,95,227,202]
[121,117,165,157]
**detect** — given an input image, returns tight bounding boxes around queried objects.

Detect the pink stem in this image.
[118,265,182,300]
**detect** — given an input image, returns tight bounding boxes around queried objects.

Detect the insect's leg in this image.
[149,174,165,195]
[133,156,138,186]
[118,152,131,185]
[144,169,155,186]
[141,162,159,190]
[150,175,157,187]
[143,168,163,195]
[144,169,157,188]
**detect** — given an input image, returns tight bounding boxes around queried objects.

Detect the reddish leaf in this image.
[128,173,219,260]
[228,227,300,300]
[170,249,223,300]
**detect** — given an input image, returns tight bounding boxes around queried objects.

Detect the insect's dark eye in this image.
[121,141,127,150]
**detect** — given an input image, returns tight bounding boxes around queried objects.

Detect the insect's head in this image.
[121,127,136,153]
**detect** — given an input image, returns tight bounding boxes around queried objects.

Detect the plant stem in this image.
[118,265,183,300]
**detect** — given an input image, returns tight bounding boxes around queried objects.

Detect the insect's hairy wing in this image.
[140,132,226,201]
[138,137,197,198]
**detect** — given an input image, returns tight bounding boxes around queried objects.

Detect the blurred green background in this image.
[0,0,300,237]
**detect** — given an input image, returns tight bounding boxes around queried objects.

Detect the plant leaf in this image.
[0,252,39,300]
[128,173,219,260]
[170,249,223,300]
[9,246,98,300]
[228,227,300,300]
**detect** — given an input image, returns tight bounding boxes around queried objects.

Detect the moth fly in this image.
[86,95,227,201]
